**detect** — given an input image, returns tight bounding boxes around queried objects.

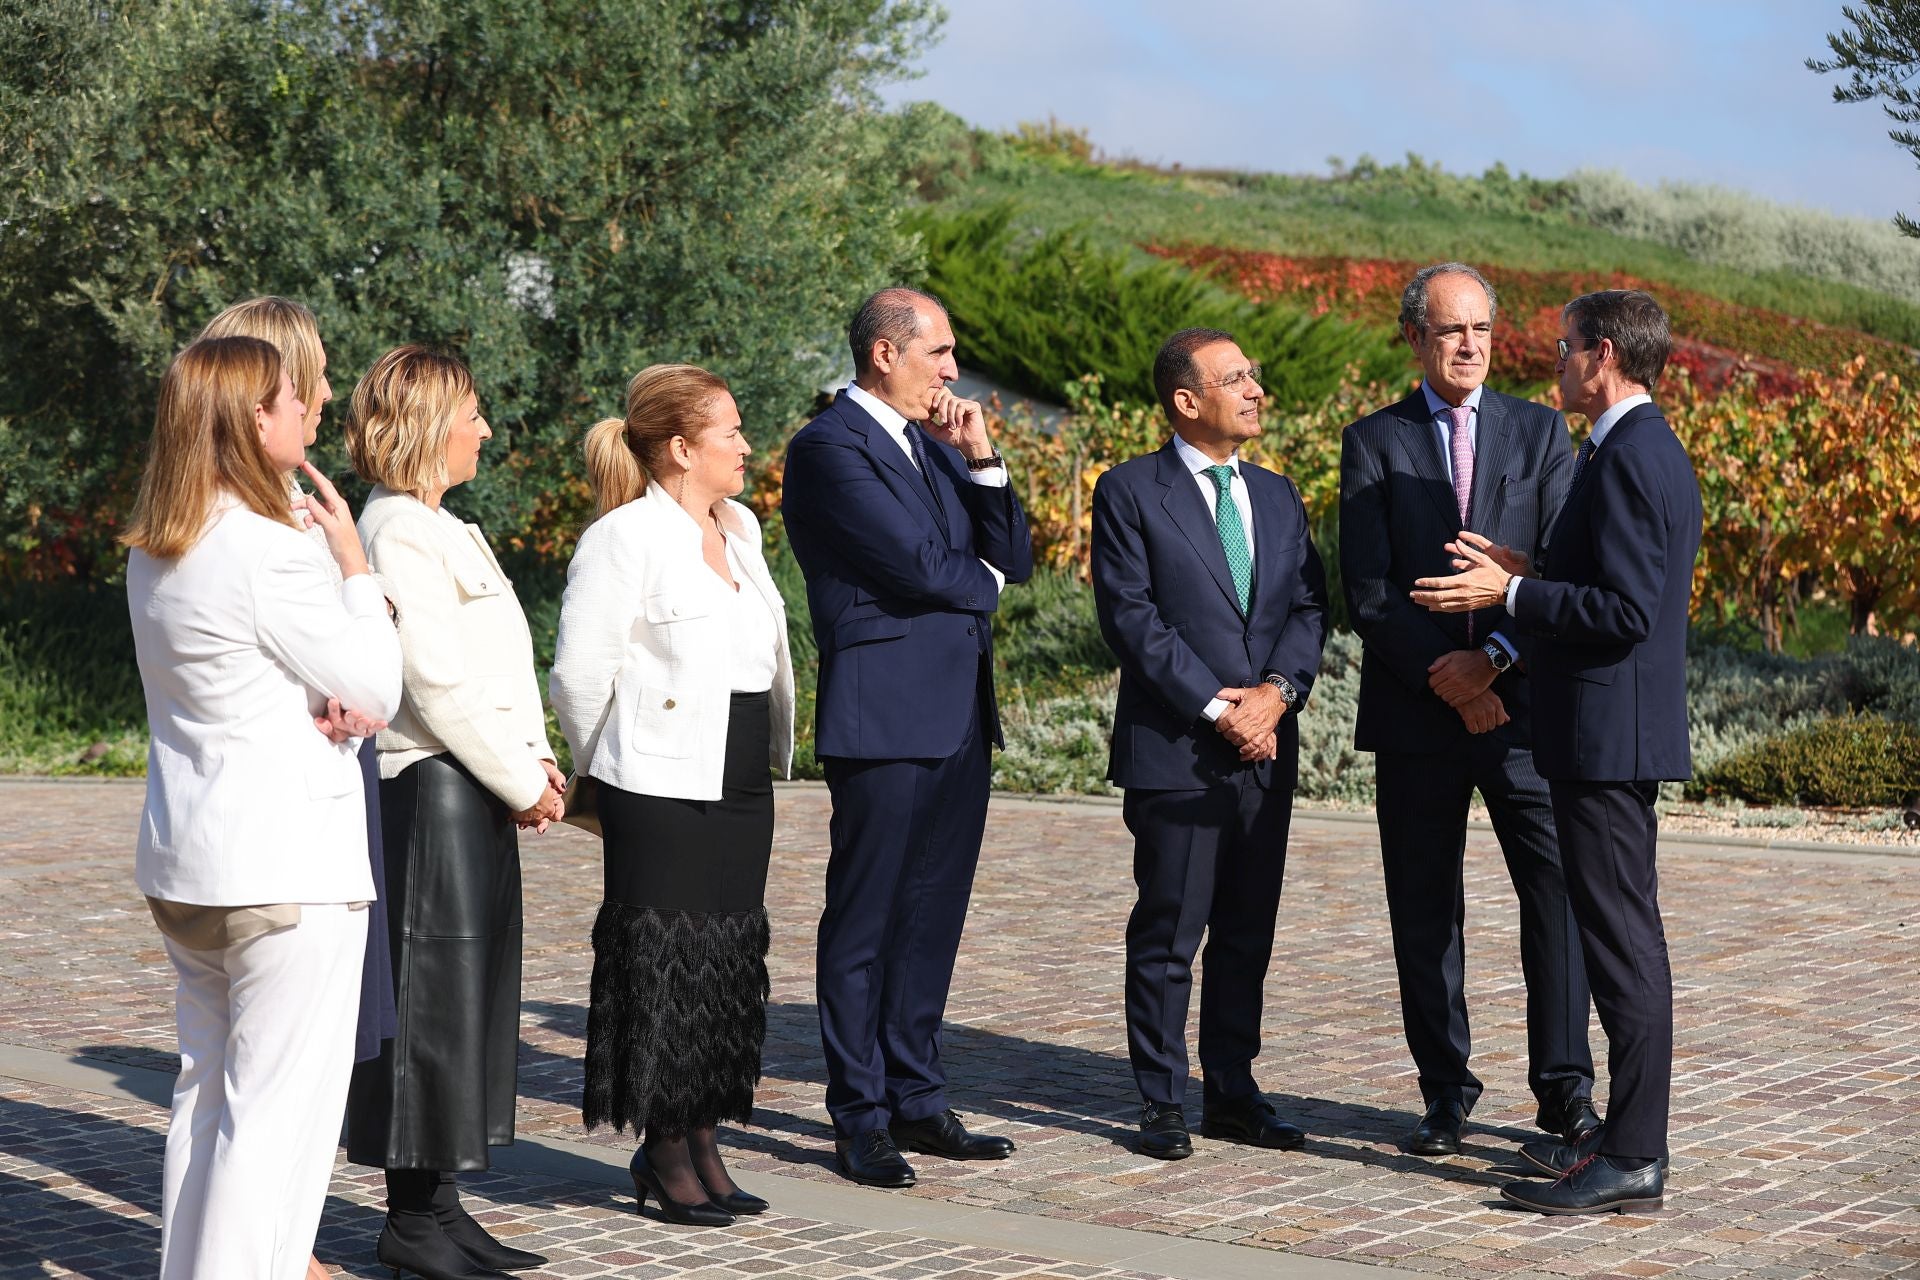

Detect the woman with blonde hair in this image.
[199,296,400,1067]
[342,345,560,1280]
[550,364,793,1227]
[125,335,401,1278]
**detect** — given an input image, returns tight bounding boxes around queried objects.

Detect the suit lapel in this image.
[1396,392,1462,532]
[1154,442,1242,616]
[1246,465,1290,619]
[835,391,948,536]
[1468,392,1513,532]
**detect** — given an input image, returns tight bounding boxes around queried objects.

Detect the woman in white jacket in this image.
[340,346,560,1280]
[124,335,402,1280]
[550,364,793,1227]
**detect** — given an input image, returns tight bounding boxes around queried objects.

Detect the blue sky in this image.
[878,0,1912,224]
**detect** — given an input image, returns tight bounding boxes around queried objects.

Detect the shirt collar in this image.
[1420,381,1484,420]
[1590,393,1652,448]
[845,380,910,438]
[1172,433,1239,476]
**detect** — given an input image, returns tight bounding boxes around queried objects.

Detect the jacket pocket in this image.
[452,563,505,600]
[627,683,698,759]
[834,611,911,648]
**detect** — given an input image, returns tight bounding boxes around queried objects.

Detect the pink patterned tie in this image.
[1449,404,1475,642]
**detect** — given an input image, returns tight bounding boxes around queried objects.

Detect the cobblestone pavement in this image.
[2,779,1917,1279]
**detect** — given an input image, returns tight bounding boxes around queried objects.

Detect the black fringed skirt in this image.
[583,690,774,1137]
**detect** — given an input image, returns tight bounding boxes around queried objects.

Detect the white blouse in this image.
[725,539,779,694]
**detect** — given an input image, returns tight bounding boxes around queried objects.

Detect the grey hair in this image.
[849,287,946,376]
[1398,262,1499,335]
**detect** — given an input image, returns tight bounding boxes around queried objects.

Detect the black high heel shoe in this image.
[629,1148,735,1227]
[705,1186,769,1216]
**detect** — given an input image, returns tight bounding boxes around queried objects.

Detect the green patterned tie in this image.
[1205,463,1252,613]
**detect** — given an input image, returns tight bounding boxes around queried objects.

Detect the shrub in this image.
[913,203,1404,413]
[1692,715,1920,806]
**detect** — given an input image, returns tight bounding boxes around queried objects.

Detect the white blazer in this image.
[128,499,402,906]
[550,484,794,802]
[358,486,556,812]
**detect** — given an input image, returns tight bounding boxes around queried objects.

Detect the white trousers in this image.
[159,903,367,1280]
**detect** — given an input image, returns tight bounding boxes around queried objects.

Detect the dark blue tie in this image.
[1570,437,1597,491]
[906,424,946,521]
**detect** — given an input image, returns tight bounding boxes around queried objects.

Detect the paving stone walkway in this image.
[1,779,1917,1279]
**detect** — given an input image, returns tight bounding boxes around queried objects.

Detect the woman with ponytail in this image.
[549,365,794,1227]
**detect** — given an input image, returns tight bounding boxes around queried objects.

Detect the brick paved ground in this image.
[2,779,1917,1278]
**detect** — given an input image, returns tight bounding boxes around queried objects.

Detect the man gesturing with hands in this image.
[1338,264,1596,1159]
[1091,327,1328,1161]
[782,288,1034,1190]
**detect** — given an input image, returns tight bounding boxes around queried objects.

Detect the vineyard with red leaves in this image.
[1148,245,1915,400]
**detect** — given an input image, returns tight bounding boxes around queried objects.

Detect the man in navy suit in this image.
[1090,327,1328,1159]
[1414,290,1700,1214]
[1341,263,1595,1158]
[782,288,1034,1188]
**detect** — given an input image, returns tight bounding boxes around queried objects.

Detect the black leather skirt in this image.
[346,753,523,1171]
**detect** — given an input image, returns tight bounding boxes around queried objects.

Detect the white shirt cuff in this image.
[1202,697,1230,723]
[966,460,1009,488]
[1504,575,1524,615]
[981,559,1006,593]
[1488,629,1518,661]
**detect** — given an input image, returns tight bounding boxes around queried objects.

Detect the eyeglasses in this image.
[1194,364,1263,391]
[1556,338,1600,361]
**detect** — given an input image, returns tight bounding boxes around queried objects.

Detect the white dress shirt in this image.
[725,538,780,693]
[1169,435,1257,723]
[1504,393,1654,613]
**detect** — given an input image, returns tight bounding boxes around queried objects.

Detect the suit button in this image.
[966,624,977,636]
[663,698,676,710]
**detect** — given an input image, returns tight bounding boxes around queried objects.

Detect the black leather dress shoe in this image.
[1501,1153,1664,1215]
[1137,1101,1192,1160]
[1408,1098,1466,1156]
[1535,1096,1602,1143]
[890,1109,1015,1161]
[1520,1124,1668,1179]
[1200,1093,1305,1150]
[835,1129,917,1188]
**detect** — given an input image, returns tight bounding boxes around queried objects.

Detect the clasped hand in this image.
[312,697,386,744]
[512,760,569,834]
[1214,683,1285,761]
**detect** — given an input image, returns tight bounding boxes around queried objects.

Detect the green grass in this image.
[935,151,1920,348]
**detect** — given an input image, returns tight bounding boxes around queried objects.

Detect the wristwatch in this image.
[966,450,1006,472]
[1482,640,1513,672]
[1261,672,1299,706]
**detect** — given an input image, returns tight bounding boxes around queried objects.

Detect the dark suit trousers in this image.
[1123,771,1291,1107]
[1549,779,1671,1160]
[817,701,991,1135]
[1375,741,1594,1114]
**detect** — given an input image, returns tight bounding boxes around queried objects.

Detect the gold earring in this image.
[676,470,689,503]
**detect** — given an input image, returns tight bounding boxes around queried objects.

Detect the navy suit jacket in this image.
[1091,441,1329,791]
[1511,403,1702,783]
[780,389,1034,760]
[1340,387,1573,753]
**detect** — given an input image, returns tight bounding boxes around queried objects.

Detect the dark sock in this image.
[1603,1155,1656,1171]
[384,1167,438,1216]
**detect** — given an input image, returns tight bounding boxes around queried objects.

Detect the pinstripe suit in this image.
[1339,386,1595,1119]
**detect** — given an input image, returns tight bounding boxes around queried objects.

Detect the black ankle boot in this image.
[375,1210,514,1280]
[432,1172,547,1271]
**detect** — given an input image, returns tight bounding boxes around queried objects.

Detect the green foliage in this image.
[1693,715,1920,806]
[0,0,938,577]
[991,569,1112,687]
[1808,0,1920,237]
[912,203,1404,412]
[1564,168,1920,307]
[922,142,1920,348]
[0,581,147,774]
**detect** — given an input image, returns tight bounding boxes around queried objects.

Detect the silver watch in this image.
[1482,640,1513,672]
[1262,673,1299,705]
